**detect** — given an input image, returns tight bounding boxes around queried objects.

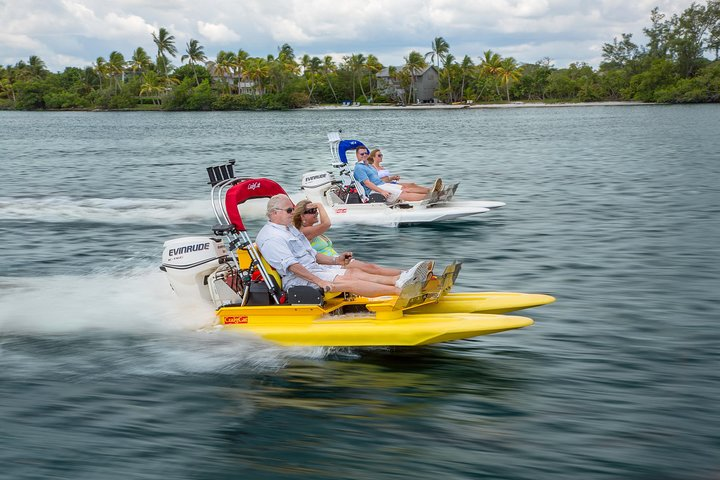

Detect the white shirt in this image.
[255,221,330,288]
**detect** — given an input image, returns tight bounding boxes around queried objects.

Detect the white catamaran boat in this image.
[295,132,505,226]
[237,132,506,227]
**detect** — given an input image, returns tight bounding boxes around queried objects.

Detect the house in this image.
[376,65,440,103]
[205,61,256,95]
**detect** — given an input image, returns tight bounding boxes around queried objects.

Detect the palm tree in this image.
[244,57,270,96]
[107,51,126,92]
[479,50,503,98]
[140,71,163,105]
[301,54,322,102]
[233,49,250,91]
[312,57,323,102]
[345,53,367,102]
[130,47,152,76]
[425,37,450,68]
[93,56,108,88]
[322,55,339,103]
[181,39,207,86]
[365,54,383,101]
[498,57,523,101]
[459,55,474,101]
[301,54,311,75]
[403,50,427,103]
[152,27,178,77]
[27,55,48,78]
[443,53,455,102]
[211,50,236,93]
[277,43,295,62]
[269,43,297,93]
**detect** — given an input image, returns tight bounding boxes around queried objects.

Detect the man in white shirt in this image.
[255,194,430,297]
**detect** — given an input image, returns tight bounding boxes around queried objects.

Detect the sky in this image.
[1,0,694,72]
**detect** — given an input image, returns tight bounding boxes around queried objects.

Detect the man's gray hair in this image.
[266,194,291,219]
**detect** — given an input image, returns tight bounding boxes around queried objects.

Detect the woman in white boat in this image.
[292,199,405,277]
[367,148,442,195]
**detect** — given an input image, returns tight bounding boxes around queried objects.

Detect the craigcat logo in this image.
[335,208,347,214]
[225,316,248,324]
[247,182,261,190]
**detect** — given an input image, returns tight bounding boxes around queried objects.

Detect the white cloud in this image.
[265,16,311,43]
[61,0,96,23]
[197,21,240,43]
[0,32,44,51]
[102,12,155,38]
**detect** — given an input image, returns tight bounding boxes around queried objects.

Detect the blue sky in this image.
[2,0,693,72]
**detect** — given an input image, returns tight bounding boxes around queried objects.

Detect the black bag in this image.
[286,286,324,305]
[245,282,272,306]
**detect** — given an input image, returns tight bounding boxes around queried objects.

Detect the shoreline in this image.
[303,101,654,111]
[0,100,658,113]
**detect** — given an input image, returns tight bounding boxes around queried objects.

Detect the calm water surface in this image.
[1,105,719,479]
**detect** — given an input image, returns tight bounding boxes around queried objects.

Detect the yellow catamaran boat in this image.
[160,162,554,347]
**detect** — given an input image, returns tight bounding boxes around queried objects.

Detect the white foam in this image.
[0,196,211,224]
[0,268,215,334]
[0,267,331,373]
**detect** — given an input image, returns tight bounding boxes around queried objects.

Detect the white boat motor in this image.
[301,170,334,190]
[161,236,232,303]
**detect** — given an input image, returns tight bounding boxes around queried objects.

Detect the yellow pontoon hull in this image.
[408,292,556,315]
[224,312,533,347]
[216,291,554,347]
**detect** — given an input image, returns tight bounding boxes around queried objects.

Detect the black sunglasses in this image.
[275,207,294,214]
[304,208,318,215]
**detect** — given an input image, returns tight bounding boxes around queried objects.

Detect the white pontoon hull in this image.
[234,187,502,227]
[296,184,498,226]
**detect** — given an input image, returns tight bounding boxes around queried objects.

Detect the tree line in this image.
[1,1,718,111]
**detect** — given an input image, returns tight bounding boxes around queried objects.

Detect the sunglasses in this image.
[303,208,318,215]
[358,152,369,156]
[275,207,294,214]
[377,153,383,157]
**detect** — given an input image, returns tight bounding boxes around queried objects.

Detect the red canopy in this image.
[224,178,288,232]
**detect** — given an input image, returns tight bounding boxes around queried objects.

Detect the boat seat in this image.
[237,245,341,304]
[345,191,362,204]
[258,253,284,293]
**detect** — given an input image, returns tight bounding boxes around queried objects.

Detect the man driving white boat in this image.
[352,147,399,201]
[255,194,432,297]
[353,146,428,202]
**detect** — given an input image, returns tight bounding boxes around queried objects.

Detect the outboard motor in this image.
[301,170,333,190]
[161,237,229,303]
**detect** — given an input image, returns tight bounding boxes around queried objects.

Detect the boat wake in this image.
[0,196,211,224]
[0,267,330,375]
[0,268,215,334]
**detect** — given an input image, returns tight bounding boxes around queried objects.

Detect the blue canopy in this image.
[337,140,366,164]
